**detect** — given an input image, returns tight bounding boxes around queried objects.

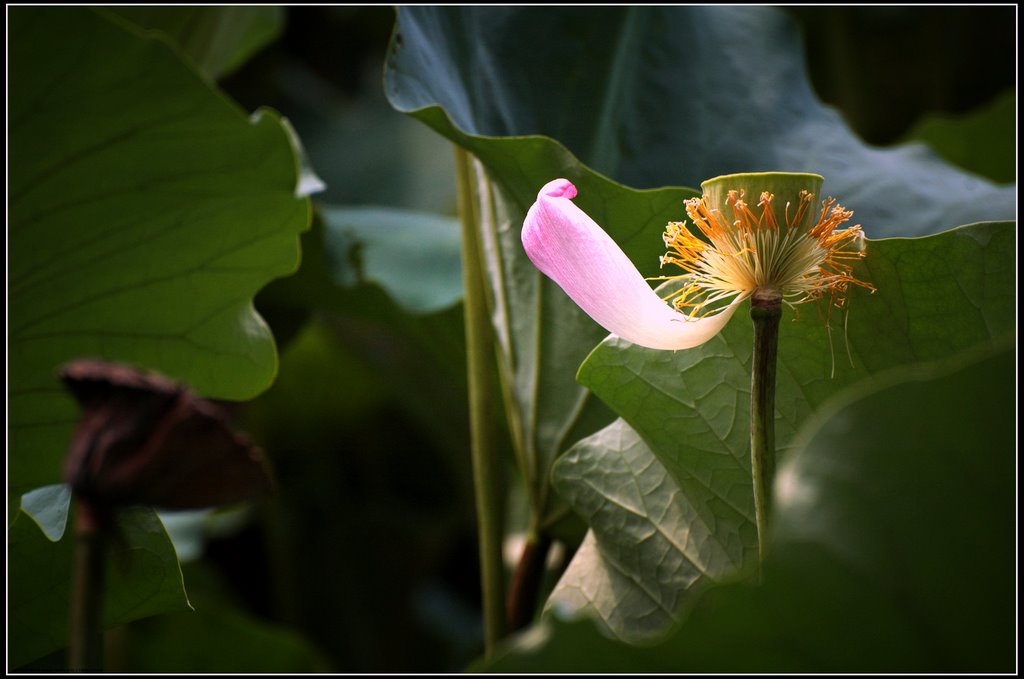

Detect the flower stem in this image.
[454,146,507,655]
[749,291,781,572]
[505,531,553,633]
[69,499,105,672]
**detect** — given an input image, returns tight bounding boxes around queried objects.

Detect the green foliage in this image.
[253,218,472,464]
[113,562,328,673]
[106,6,284,80]
[384,6,1016,524]
[121,604,327,673]
[483,344,1015,672]
[386,6,1014,237]
[548,223,1014,637]
[9,507,192,669]
[385,7,1015,670]
[9,6,308,507]
[239,311,479,672]
[8,6,308,666]
[907,90,1016,184]
[246,219,483,671]
[7,5,1015,673]
[320,206,463,314]
[19,484,72,541]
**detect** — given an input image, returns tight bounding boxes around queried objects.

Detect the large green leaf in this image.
[8,6,309,509]
[483,344,1015,672]
[383,6,1015,517]
[8,6,309,663]
[386,6,1014,238]
[106,6,284,80]
[547,421,741,642]
[253,217,473,469]
[9,506,192,669]
[389,17,701,514]
[320,206,463,314]
[119,600,328,673]
[114,562,328,673]
[906,89,1016,185]
[547,223,1014,637]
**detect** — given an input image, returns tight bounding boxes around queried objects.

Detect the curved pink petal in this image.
[522,178,742,350]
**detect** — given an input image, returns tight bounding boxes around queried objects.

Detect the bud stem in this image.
[69,499,105,672]
[505,531,553,633]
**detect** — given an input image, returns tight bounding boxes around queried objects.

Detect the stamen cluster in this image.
[658,190,874,316]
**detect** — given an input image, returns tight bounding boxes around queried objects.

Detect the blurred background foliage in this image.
[14,6,1014,673]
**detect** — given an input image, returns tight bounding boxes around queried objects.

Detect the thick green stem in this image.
[505,531,553,633]
[750,292,781,571]
[454,146,506,654]
[69,499,105,672]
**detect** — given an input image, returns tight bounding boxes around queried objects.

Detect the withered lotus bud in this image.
[60,359,274,516]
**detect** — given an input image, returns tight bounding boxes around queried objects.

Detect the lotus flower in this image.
[521,175,870,351]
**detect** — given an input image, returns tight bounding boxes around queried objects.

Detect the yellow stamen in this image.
[657,190,875,318]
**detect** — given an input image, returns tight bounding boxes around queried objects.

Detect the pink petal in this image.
[522,179,741,350]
